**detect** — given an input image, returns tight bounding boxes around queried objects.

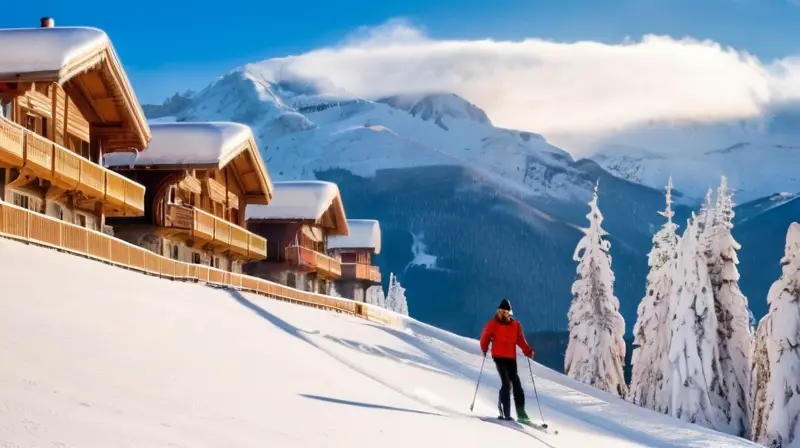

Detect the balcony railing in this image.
[0,199,405,329]
[104,169,145,217]
[0,117,24,167]
[165,204,267,260]
[285,245,342,278]
[341,263,382,283]
[0,116,145,217]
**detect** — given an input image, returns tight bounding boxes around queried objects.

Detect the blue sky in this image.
[4,0,800,104]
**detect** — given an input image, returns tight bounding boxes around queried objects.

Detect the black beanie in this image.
[498,299,512,312]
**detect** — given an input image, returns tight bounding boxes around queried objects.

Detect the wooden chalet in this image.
[0,18,150,232]
[327,219,382,302]
[244,181,349,295]
[103,121,273,272]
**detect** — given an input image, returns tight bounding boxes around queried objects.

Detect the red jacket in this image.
[480,317,534,359]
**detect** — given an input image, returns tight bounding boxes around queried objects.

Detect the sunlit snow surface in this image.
[0,239,758,447]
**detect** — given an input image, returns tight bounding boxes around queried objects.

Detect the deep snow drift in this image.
[0,239,759,447]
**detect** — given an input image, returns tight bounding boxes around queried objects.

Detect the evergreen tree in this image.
[667,213,727,431]
[750,222,800,447]
[385,273,410,316]
[696,188,715,246]
[564,182,627,397]
[749,318,770,443]
[629,177,679,412]
[710,176,752,437]
[365,285,386,308]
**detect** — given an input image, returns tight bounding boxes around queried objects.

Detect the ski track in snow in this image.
[0,238,760,447]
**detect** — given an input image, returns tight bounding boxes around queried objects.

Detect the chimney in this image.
[40,17,54,28]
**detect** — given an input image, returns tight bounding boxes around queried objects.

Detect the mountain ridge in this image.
[137,62,786,346]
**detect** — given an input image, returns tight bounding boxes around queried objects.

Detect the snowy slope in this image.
[0,239,759,447]
[585,114,800,203]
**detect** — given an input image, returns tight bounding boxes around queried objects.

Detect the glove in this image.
[524,348,535,359]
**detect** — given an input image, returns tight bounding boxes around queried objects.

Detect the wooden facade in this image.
[244,182,349,295]
[0,22,150,233]
[327,219,382,302]
[105,123,272,274]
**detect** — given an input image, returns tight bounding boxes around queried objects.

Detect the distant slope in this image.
[0,240,760,447]
[585,113,800,202]
[735,194,800,319]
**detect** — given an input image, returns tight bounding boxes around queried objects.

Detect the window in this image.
[25,115,37,132]
[192,253,201,264]
[8,190,42,213]
[51,203,63,220]
[171,244,179,260]
[287,273,296,288]
[75,213,87,228]
[168,185,177,204]
[81,141,90,160]
[12,191,29,209]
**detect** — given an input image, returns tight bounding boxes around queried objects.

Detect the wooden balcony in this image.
[164,204,266,261]
[25,131,53,179]
[285,245,342,278]
[52,143,81,190]
[229,224,249,256]
[0,116,146,217]
[341,263,382,283]
[192,207,215,241]
[103,169,145,217]
[0,117,24,167]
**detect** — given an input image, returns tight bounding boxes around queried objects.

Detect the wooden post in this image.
[94,200,105,232]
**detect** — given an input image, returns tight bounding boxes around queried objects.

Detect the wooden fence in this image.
[0,200,402,328]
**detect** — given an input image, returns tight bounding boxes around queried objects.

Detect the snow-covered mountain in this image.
[0,239,760,447]
[585,112,800,203]
[154,64,582,202]
[143,64,682,342]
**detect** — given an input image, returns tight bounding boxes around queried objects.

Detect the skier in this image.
[480,299,535,424]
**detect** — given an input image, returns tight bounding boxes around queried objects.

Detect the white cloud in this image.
[262,21,800,147]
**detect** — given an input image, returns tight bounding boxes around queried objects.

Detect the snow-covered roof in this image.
[0,27,108,79]
[0,26,152,151]
[246,181,339,220]
[104,121,273,203]
[246,181,349,235]
[327,219,381,254]
[104,122,254,168]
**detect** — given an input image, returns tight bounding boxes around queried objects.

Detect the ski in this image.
[477,416,558,438]
[518,419,558,435]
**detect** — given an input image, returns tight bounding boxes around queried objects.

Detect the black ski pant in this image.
[493,356,525,418]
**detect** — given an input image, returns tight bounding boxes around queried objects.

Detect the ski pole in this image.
[527,357,548,428]
[470,353,487,412]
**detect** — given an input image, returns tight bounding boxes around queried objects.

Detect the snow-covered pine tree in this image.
[385,273,409,316]
[667,213,727,431]
[564,182,627,397]
[749,317,770,443]
[750,222,800,447]
[697,188,717,260]
[365,285,386,308]
[629,177,679,412]
[709,176,752,437]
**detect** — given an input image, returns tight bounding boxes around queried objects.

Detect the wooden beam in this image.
[90,123,127,133]
[228,163,246,197]
[62,82,101,123]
